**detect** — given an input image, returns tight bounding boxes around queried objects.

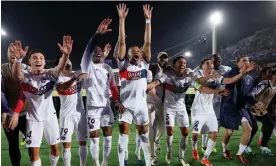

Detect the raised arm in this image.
[116,3,129,60]
[222,63,256,85]
[81,19,112,72]
[142,4,153,62]
[53,36,73,77]
[9,41,29,82]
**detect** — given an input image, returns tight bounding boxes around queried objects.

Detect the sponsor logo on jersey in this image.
[164,83,189,93]
[21,81,55,95]
[119,69,147,80]
[57,81,83,95]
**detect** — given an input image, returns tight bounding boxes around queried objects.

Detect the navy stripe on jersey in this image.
[20,81,55,95]
[164,83,190,93]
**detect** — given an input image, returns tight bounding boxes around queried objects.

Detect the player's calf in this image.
[101,126,113,166]
[50,144,60,166]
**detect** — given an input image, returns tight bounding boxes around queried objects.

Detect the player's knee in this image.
[79,141,86,146]
[62,142,71,148]
[50,144,60,156]
[102,126,113,137]
[226,129,233,136]
[89,130,100,138]
[166,128,174,136]
[180,127,188,136]
[28,148,40,162]
[192,134,198,141]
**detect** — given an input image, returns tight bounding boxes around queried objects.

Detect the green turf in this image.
[1,122,276,166]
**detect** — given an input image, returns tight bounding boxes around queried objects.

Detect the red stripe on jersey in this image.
[119,69,147,80]
[164,83,173,91]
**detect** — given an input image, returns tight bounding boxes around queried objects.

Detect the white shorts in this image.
[119,107,149,125]
[60,112,88,142]
[164,107,189,128]
[87,106,114,132]
[26,115,60,147]
[191,114,218,134]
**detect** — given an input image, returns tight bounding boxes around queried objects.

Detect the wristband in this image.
[146,19,151,23]
[16,58,23,63]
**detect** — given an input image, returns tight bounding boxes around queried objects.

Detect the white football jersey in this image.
[158,71,197,110]
[82,62,116,108]
[57,71,85,117]
[117,58,149,111]
[20,69,58,121]
[191,70,224,115]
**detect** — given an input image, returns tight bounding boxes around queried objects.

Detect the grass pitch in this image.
[1,122,276,166]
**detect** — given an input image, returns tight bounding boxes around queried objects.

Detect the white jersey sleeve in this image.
[116,58,127,70]
[157,73,167,84]
[147,70,153,83]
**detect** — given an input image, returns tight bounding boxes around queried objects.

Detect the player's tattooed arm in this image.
[116,3,128,60]
[142,4,153,63]
[53,36,73,78]
[9,41,29,82]
[57,73,88,91]
[81,19,112,72]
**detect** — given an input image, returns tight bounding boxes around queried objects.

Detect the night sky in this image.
[1,1,276,69]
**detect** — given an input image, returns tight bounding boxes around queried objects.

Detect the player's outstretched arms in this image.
[57,73,88,91]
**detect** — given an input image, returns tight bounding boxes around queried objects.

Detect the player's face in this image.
[237,57,250,69]
[29,53,45,71]
[158,55,168,68]
[129,46,142,63]
[93,46,104,63]
[211,55,221,68]
[262,69,272,80]
[174,58,187,74]
[202,60,214,73]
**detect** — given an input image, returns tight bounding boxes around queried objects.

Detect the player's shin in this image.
[79,145,88,166]
[102,136,112,165]
[62,147,71,166]
[118,133,129,166]
[90,136,100,166]
[179,135,188,159]
[203,133,217,159]
[31,158,41,166]
[140,131,151,166]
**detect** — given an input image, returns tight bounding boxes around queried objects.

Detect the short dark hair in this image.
[172,56,186,67]
[28,49,45,60]
[200,58,211,69]
[236,55,247,63]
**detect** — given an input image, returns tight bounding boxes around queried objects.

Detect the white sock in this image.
[237,143,247,155]
[202,134,208,148]
[273,127,276,137]
[191,137,198,150]
[203,139,216,159]
[31,158,41,166]
[50,155,59,166]
[259,132,263,141]
[102,136,112,165]
[166,135,173,153]
[135,131,142,159]
[125,147,129,161]
[118,134,129,166]
[62,148,71,166]
[222,143,229,152]
[79,145,88,166]
[90,137,100,166]
[179,136,188,159]
[140,132,151,166]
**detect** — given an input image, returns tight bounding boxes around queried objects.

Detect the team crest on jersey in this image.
[26,140,32,145]
[41,77,47,83]
[61,136,66,140]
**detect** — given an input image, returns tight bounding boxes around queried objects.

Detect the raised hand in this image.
[143,4,153,19]
[96,18,112,35]
[58,36,73,56]
[117,3,129,19]
[103,43,112,58]
[8,41,29,59]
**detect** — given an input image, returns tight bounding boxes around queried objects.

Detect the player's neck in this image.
[203,70,212,76]
[62,70,71,76]
[174,70,185,77]
[31,69,45,74]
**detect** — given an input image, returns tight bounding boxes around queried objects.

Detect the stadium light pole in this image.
[209,12,222,55]
[1,28,7,36]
